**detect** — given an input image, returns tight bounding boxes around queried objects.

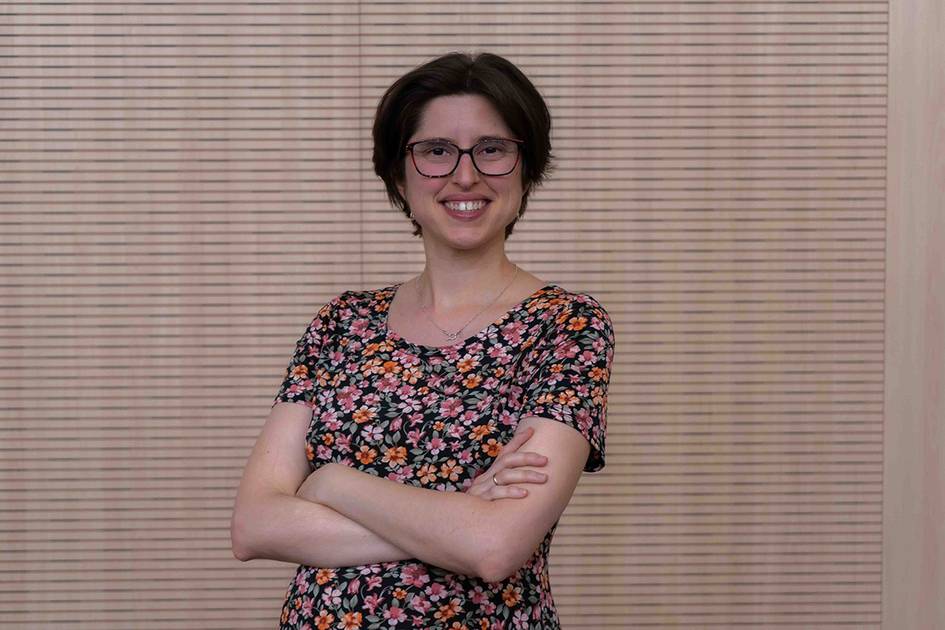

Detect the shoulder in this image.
[309,285,396,321]
[539,285,614,342]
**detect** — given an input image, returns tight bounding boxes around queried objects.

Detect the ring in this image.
[492,474,500,486]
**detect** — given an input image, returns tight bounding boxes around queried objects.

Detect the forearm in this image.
[312,464,497,578]
[231,490,412,568]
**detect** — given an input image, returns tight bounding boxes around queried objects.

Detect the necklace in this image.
[415,265,521,343]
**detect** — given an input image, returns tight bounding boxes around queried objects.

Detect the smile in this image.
[443,200,488,212]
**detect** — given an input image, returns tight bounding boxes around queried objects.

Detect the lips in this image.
[441,199,489,220]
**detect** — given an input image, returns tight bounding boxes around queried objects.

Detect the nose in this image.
[451,151,480,187]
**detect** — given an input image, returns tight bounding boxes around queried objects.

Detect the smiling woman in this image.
[230,52,615,629]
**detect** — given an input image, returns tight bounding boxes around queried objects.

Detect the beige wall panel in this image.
[884,0,945,629]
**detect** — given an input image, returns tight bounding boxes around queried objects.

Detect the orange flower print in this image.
[501,584,522,607]
[290,364,309,379]
[433,420,445,431]
[434,598,461,621]
[340,611,363,629]
[555,389,579,407]
[305,443,315,461]
[439,459,461,482]
[380,360,402,376]
[463,373,483,389]
[589,366,607,381]
[417,463,438,485]
[353,406,376,424]
[482,439,501,457]
[315,568,335,585]
[322,433,334,446]
[382,446,407,466]
[315,610,335,630]
[457,356,479,373]
[393,587,408,600]
[470,424,493,441]
[355,445,377,465]
[567,315,588,331]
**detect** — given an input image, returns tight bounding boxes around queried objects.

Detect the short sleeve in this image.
[517,295,615,472]
[272,295,342,408]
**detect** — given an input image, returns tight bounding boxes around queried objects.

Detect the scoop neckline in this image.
[383,282,559,352]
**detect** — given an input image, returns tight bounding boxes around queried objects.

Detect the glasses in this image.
[405,138,523,178]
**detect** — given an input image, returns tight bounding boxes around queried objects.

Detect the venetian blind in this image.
[0,1,888,628]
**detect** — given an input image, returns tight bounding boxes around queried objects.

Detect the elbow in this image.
[476,548,522,584]
[229,509,257,562]
[473,536,531,584]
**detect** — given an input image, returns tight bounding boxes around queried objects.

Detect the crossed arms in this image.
[229,401,590,582]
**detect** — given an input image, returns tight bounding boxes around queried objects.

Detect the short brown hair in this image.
[372,52,553,239]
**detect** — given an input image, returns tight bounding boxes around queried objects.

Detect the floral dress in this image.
[272,283,615,630]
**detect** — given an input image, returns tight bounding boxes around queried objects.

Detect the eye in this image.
[417,142,456,157]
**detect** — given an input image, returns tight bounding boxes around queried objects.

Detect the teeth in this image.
[444,200,487,212]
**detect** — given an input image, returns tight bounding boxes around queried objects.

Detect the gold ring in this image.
[492,474,500,486]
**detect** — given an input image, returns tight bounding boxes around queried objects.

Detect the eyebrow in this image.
[417,135,506,144]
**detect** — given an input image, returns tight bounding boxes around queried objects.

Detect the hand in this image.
[465,426,549,501]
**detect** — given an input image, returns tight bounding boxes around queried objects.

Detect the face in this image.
[396,94,525,251]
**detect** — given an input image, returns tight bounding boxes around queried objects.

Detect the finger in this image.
[485,485,529,500]
[496,451,549,470]
[495,469,548,485]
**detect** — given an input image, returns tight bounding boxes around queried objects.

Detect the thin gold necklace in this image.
[415,265,520,343]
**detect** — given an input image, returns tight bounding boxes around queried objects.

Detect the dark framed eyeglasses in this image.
[405,137,523,178]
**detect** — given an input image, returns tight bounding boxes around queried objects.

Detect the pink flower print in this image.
[439,398,463,418]
[425,437,445,455]
[512,609,530,629]
[383,606,406,625]
[346,577,361,594]
[315,444,332,461]
[363,392,381,406]
[469,585,488,605]
[320,411,342,431]
[320,586,341,607]
[554,338,580,360]
[366,575,382,590]
[410,595,431,613]
[447,423,466,439]
[457,449,473,465]
[406,429,422,448]
[425,582,447,601]
[361,424,383,442]
[295,570,310,591]
[389,416,403,432]
[301,596,314,617]
[335,386,361,411]
[350,318,371,337]
[334,434,352,454]
[468,341,484,354]
[400,563,430,588]
[364,593,382,614]
[500,320,527,345]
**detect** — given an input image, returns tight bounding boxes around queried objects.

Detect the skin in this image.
[231,93,594,583]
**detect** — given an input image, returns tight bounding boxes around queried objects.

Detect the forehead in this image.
[412,94,512,141]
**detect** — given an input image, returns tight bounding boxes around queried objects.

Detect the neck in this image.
[416,247,518,313]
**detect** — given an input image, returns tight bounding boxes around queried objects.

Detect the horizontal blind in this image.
[0,1,887,628]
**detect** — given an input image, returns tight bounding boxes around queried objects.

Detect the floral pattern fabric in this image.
[273,283,615,629]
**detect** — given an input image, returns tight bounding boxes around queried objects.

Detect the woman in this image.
[231,52,615,629]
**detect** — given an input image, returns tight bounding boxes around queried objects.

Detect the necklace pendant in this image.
[444,331,460,341]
